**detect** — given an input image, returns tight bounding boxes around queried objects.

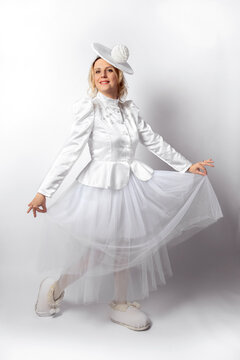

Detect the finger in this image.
[198,164,207,171]
[195,170,206,176]
[198,166,207,175]
[36,208,46,213]
[200,161,214,166]
[201,162,214,167]
[27,206,32,213]
[204,159,214,163]
[201,159,214,164]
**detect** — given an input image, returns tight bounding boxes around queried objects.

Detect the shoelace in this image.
[109,301,141,312]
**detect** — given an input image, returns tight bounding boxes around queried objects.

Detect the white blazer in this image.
[37,91,192,198]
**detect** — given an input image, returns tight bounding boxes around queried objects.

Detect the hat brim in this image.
[91,42,134,75]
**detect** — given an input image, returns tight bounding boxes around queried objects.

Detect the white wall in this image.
[0,0,239,279]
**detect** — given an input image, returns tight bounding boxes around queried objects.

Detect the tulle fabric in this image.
[37,170,223,304]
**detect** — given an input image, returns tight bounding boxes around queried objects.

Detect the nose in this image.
[101,72,108,78]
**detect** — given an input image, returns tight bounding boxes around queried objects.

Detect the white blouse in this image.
[37,91,192,197]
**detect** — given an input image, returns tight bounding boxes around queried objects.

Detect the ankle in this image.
[52,282,62,301]
[113,300,127,304]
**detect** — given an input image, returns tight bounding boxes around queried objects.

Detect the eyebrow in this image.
[94,66,113,70]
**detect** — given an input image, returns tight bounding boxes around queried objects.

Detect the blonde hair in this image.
[87,56,128,101]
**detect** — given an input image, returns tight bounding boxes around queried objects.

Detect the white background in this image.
[1,0,240,359]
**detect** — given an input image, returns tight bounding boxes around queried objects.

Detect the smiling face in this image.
[93,58,119,99]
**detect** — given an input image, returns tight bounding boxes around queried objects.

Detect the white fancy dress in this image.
[37,91,223,305]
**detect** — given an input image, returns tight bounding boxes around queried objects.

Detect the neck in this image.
[96,91,120,106]
[98,90,119,100]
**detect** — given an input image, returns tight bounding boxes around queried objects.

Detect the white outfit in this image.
[37,91,192,196]
[37,91,223,305]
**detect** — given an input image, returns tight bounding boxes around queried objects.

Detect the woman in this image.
[27,42,223,331]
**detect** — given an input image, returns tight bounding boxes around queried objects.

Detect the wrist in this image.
[37,192,46,198]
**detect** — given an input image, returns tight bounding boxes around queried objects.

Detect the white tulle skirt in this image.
[37,170,223,305]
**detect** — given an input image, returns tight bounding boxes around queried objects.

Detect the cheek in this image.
[111,74,118,83]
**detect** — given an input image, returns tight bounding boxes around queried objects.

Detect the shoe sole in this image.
[35,304,55,317]
[110,317,151,331]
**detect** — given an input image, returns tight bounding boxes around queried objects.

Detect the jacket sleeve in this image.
[130,101,192,173]
[37,96,94,198]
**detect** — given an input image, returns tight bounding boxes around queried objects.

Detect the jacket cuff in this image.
[180,162,192,173]
[37,189,52,198]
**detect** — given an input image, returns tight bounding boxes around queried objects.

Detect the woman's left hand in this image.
[187,158,215,176]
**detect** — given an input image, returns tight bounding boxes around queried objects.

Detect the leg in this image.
[109,247,151,331]
[113,248,129,304]
[35,247,105,316]
[113,268,129,303]
[53,247,105,299]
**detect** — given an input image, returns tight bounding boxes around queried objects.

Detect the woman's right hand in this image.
[27,193,47,218]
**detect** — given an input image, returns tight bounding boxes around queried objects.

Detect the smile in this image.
[100,81,110,84]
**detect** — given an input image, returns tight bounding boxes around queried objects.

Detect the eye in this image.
[108,69,113,72]
[95,70,100,73]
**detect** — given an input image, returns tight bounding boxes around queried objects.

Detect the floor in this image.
[1,249,240,360]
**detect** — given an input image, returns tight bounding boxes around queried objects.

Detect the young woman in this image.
[27,42,223,331]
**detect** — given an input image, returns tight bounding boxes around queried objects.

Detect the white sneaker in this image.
[35,277,65,317]
[109,301,151,331]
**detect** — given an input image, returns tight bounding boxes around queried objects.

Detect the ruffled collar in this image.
[96,91,120,107]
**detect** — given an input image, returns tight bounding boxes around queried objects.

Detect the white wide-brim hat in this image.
[91,42,134,75]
